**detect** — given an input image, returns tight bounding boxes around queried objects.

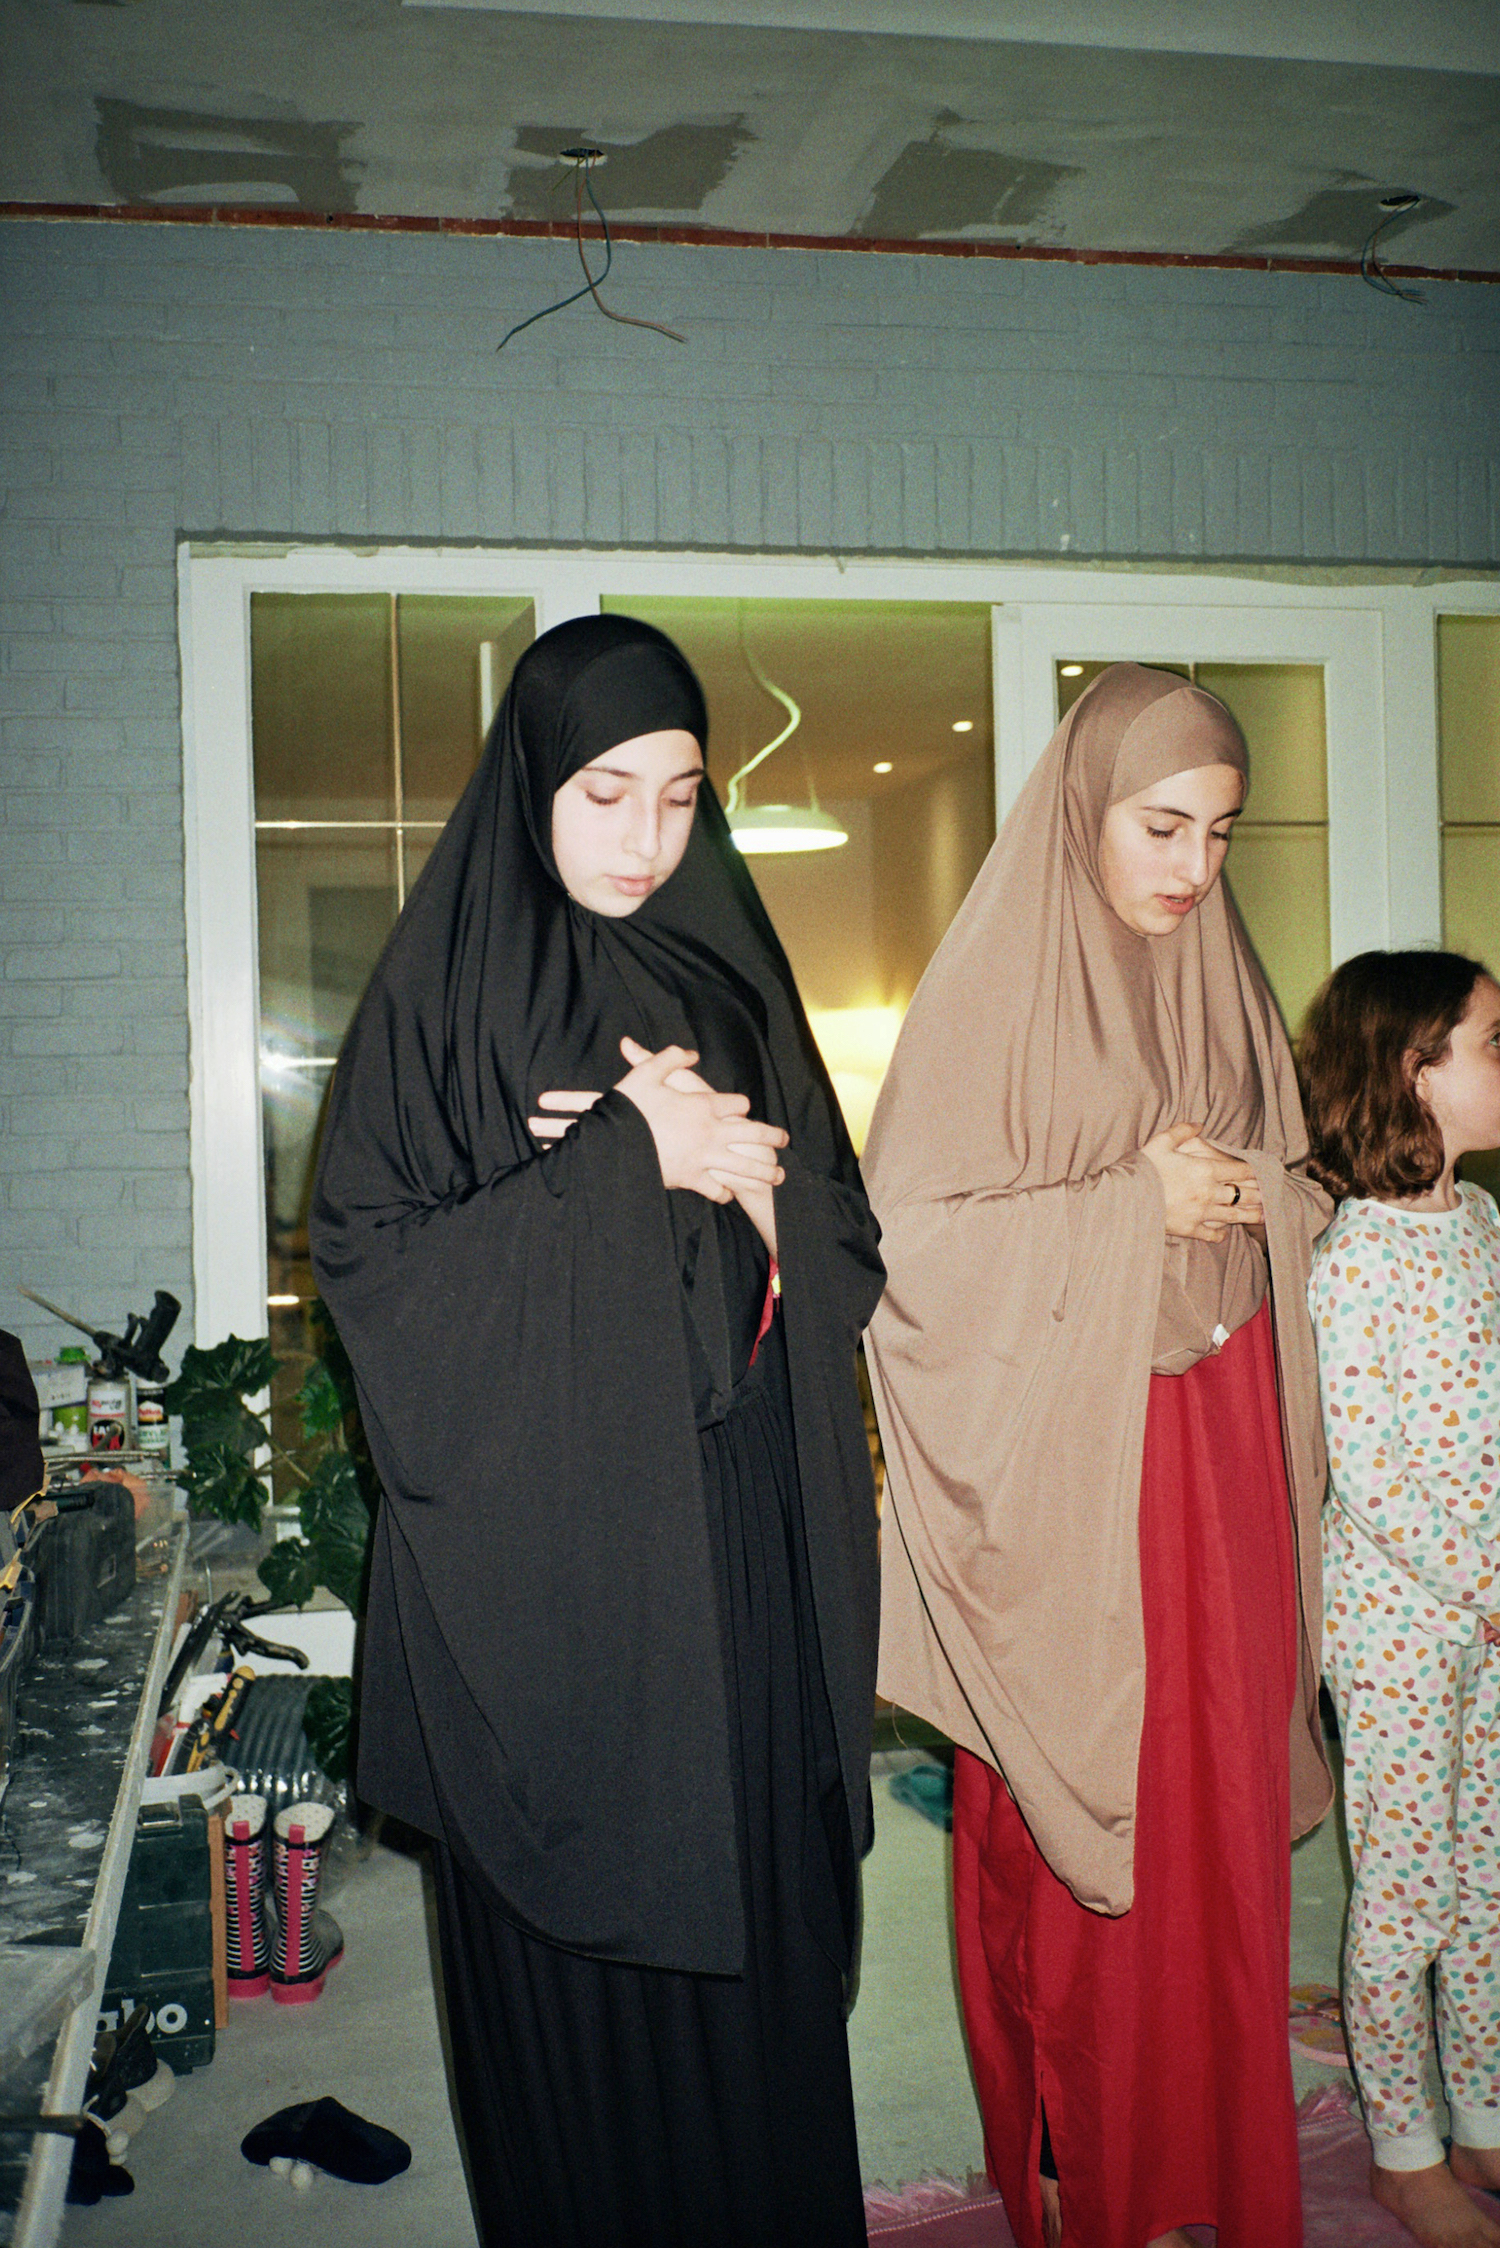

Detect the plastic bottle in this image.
[52,1346,90,1452]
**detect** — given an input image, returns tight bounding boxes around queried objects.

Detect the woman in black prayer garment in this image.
[309,615,884,2248]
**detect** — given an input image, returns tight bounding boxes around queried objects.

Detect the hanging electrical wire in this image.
[498,148,686,351]
[726,607,802,815]
[1360,192,1424,305]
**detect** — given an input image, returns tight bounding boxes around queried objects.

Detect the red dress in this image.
[953,1300,1303,2248]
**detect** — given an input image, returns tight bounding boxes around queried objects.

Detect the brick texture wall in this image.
[2,215,1498,1350]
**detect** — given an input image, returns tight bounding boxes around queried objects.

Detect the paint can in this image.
[87,1371,129,1453]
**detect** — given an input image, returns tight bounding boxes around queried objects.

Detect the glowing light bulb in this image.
[951,719,974,733]
[872,761,893,774]
[1060,663,1085,678]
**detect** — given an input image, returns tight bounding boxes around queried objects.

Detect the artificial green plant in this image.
[161,1300,372,1780]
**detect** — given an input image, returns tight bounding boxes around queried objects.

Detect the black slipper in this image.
[241,2096,411,2185]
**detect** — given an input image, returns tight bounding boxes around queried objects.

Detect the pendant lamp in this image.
[724,614,846,856]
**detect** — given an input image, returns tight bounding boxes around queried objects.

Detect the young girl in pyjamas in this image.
[1304,949,1500,2248]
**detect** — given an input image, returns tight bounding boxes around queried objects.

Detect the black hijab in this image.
[310,614,884,1973]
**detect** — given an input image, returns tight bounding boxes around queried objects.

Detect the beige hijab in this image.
[863,664,1332,1915]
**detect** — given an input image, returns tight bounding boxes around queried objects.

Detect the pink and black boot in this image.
[224,1793,274,2000]
[270,1801,344,2005]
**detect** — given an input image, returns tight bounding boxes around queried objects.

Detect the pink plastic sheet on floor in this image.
[864,2175,1015,2244]
[1298,2082,1500,2246]
[863,2085,1500,2243]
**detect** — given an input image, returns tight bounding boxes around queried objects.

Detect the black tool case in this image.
[30,1480,136,1646]
[100,1794,216,2074]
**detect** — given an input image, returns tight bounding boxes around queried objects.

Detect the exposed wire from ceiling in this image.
[498,148,686,351]
[726,607,803,816]
[1360,192,1424,305]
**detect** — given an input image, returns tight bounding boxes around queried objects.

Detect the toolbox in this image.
[30,1479,136,1646]
[99,1792,217,2073]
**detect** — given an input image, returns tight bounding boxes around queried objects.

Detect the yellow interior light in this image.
[729,805,848,854]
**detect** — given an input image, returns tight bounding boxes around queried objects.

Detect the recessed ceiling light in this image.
[872,761,892,774]
[1060,663,1085,678]
[951,719,974,733]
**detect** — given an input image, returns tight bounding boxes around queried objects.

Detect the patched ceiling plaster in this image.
[3,0,1497,267]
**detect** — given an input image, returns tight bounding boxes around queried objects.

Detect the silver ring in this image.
[1230,1183,1241,1206]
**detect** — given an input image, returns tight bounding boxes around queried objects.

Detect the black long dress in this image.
[309,617,883,2247]
[429,1309,865,2247]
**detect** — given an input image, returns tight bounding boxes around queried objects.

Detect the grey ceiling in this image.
[4,0,1498,267]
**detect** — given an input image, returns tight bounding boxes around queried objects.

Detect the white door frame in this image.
[177,544,1499,1347]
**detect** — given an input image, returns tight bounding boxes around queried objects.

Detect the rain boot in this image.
[224,1793,273,2000]
[270,1801,344,2005]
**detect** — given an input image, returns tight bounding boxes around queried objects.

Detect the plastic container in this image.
[50,1347,90,1452]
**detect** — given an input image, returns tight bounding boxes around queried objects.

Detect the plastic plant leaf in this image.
[257,1537,322,1611]
[307,1301,360,1414]
[295,1358,345,1441]
[178,1440,270,1529]
[163,1337,276,1453]
[303,1676,352,1785]
[298,1451,373,1613]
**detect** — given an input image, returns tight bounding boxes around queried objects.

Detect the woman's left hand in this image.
[528,1041,716,1140]
[622,1037,781,1254]
[1173,1134,1266,1230]
[528,1041,783,1255]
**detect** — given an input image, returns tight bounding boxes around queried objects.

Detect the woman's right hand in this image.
[1141,1122,1264,1243]
[614,1040,788,1203]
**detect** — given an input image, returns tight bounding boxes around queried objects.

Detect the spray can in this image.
[87,1368,129,1452]
[134,1378,170,1460]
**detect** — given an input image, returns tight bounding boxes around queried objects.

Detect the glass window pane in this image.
[251,593,394,822]
[1056,658,1190,719]
[1442,831,1500,973]
[251,592,536,1466]
[398,595,535,823]
[257,832,398,1386]
[256,832,398,1064]
[1438,615,1500,825]
[602,595,995,1150]
[1225,827,1331,1038]
[1056,660,1327,824]
[1197,663,1327,823]
[1443,830,1500,1202]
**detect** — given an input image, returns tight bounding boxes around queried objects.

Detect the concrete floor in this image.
[61,1754,1356,2247]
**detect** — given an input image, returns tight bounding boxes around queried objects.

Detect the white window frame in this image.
[177,544,1499,1348]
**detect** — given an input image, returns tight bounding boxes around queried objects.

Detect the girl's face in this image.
[551,728,705,917]
[1415,974,1500,1166]
[1096,762,1245,937]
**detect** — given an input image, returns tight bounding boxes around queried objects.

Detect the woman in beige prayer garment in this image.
[863,664,1333,2248]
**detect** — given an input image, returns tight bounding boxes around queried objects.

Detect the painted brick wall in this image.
[2,215,1498,1352]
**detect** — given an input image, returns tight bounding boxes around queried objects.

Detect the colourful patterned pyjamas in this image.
[1311,1184,1500,2170]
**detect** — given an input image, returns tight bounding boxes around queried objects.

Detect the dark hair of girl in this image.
[1298,949,1489,1201]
